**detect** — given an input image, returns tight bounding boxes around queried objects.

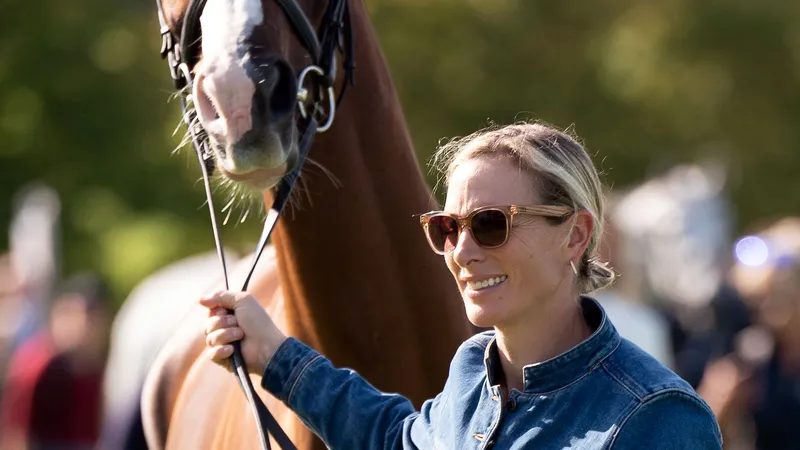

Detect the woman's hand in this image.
[199,291,287,375]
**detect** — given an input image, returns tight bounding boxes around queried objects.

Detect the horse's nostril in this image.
[194,75,221,123]
[268,60,296,121]
[250,58,296,123]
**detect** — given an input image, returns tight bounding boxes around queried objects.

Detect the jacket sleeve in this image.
[611,390,723,449]
[260,337,443,450]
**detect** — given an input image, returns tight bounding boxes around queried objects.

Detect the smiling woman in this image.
[202,120,724,449]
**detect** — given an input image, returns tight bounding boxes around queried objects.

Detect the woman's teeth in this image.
[466,276,508,291]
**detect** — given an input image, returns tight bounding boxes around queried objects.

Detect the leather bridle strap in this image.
[180,0,323,73]
[190,114,317,450]
[274,0,322,64]
[157,0,353,448]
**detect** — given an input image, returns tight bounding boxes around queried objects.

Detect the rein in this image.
[156,0,354,448]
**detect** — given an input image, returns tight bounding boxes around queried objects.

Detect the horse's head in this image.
[159,0,334,191]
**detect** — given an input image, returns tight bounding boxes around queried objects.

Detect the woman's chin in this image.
[464,303,506,329]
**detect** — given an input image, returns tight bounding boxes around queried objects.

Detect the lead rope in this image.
[162,0,353,446]
[183,93,311,450]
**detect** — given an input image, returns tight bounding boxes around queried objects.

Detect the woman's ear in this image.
[565,210,594,261]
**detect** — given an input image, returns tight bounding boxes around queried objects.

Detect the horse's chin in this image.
[209,135,297,192]
[218,163,288,192]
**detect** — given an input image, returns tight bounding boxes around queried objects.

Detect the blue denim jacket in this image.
[262,297,723,449]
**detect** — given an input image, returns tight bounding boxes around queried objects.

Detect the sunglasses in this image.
[419,204,573,255]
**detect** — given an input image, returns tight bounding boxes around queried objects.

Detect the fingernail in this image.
[225,316,236,325]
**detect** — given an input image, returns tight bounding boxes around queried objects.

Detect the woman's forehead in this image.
[444,157,539,212]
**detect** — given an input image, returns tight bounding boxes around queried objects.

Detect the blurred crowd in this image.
[0,185,112,450]
[0,162,798,449]
[596,163,800,450]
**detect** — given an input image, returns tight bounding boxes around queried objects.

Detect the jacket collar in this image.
[483,296,620,394]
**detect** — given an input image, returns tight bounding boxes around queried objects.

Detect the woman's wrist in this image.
[257,331,288,374]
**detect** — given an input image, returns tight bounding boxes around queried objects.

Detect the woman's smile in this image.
[463,275,508,296]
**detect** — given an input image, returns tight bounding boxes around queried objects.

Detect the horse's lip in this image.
[218,164,287,187]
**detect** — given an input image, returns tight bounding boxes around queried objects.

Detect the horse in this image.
[140,0,474,448]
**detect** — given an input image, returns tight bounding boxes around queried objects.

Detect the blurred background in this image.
[1,0,799,449]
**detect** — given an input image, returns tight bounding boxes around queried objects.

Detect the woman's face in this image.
[443,156,583,329]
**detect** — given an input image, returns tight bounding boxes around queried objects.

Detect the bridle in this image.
[155,0,354,448]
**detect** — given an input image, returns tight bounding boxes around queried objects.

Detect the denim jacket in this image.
[261,297,723,449]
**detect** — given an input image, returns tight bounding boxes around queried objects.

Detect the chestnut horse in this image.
[140,0,473,448]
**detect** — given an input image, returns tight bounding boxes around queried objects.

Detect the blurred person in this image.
[0,253,23,403]
[611,162,751,388]
[593,192,674,367]
[697,218,800,449]
[0,272,112,450]
[0,184,62,409]
[5,183,62,349]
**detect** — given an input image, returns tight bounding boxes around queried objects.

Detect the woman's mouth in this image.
[465,275,508,295]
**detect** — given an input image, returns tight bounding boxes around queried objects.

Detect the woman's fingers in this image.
[205,314,238,336]
[206,326,243,348]
[208,344,234,364]
[208,306,228,318]
[199,290,242,310]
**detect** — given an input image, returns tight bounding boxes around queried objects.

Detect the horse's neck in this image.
[263,2,470,401]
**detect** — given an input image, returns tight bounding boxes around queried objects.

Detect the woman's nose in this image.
[452,228,483,267]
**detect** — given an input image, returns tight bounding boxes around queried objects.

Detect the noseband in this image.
[156,0,354,449]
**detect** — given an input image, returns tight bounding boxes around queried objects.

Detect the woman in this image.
[201,122,723,449]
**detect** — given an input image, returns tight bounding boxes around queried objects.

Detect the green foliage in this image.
[0,0,262,305]
[2,0,798,306]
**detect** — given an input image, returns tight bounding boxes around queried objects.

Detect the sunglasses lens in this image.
[427,215,459,253]
[471,209,509,247]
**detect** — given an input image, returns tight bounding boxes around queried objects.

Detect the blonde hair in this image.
[432,121,615,294]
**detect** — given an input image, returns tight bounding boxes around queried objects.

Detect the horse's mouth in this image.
[208,133,297,191]
[217,163,288,191]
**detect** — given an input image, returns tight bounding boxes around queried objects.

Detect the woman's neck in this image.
[495,293,592,392]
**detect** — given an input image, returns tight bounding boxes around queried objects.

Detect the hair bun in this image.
[582,257,616,293]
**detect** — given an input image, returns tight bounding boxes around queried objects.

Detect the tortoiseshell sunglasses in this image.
[419,204,573,255]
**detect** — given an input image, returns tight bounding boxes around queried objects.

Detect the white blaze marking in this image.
[194,0,264,147]
[200,0,264,65]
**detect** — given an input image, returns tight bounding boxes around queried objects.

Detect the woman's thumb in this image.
[198,290,239,310]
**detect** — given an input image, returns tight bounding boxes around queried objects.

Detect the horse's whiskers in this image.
[306,158,341,189]
[282,172,311,219]
[222,203,234,226]
[171,120,186,138]
[174,130,193,154]
[170,104,211,159]
[211,178,267,227]
[221,196,237,213]
[300,176,313,208]
[166,86,191,104]
[281,159,338,215]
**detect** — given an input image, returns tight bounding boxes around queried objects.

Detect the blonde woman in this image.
[202,122,722,449]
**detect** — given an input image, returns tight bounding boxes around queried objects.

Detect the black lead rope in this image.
[160,0,353,447]
[187,86,316,449]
